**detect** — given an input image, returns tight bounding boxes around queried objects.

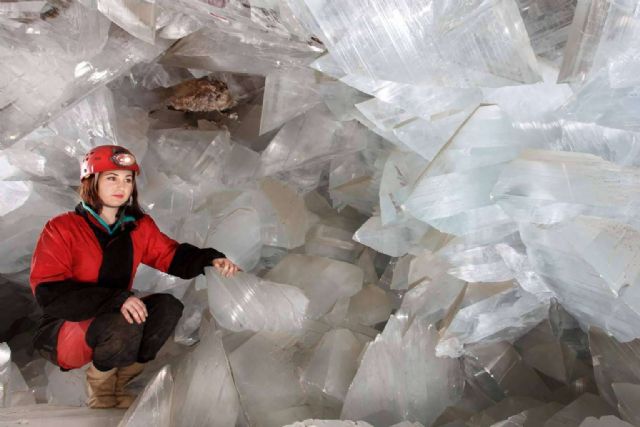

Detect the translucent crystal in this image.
[301,0,540,86]
[0,405,125,426]
[494,150,640,226]
[301,328,367,403]
[465,397,546,426]
[45,364,87,406]
[463,341,552,403]
[283,420,373,427]
[490,402,564,427]
[206,270,309,332]
[265,254,363,319]
[171,321,239,427]
[346,284,392,327]
[304,224,361,264]
[516,0,576,60]
[437,286,549,358]
[559,121,640,167]
[260,178,311,249]
[119,365,173,427]
[379,151,428,225]
[399,274,466,326]
[260,67,323,134]
[228,331,309,427]
[93,0,157,44]
[162,25,321,76]
[341,316,463,426]
[353,216,428,257]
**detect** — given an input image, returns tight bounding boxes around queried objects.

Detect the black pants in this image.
[85,293,183,371]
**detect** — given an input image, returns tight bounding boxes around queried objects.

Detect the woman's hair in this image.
[79,173,145,219]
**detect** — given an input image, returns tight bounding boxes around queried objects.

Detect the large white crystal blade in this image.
[379,150,428,225]
[559,121,640,167]
[171,323,240,427]
[259,178,311,249]
[206,270,309,332]
[589,327,640,409]
[228,331,309,426]
[260,67,323,135]
[265,254,363,319]
[301,328,367,403]
[0,17,164,145]
[118,365,173,427]
[353,216,428,257]
[346,284,392,327]
[304,223,361,264]
[302,0,539,86]
[161,25,321,76]
[516,0,576,60]
[96,0,157,44]
[437,286,549,358]
[494,150,640,225]
[341,316,463,426]
[399,274,466,326]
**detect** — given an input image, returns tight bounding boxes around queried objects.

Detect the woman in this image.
[30,145,239,409]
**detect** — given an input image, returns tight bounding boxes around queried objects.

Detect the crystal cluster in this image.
[3,0,640,426]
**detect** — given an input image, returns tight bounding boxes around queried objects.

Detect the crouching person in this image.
[30,145,239,408]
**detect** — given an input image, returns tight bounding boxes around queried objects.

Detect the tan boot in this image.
[114,362,144,409]
[86,364,118,409]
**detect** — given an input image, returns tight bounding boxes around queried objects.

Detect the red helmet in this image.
[80,145,140,181]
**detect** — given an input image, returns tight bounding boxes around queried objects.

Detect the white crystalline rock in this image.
[0,405,125,426]
[45,363,88,406]
[0,343,10,408]
[341,315,463,426]
[302,0,540,86]
[0,182,77,274]
[0,10,164,145]
[544,393,615,427]
[436,285,550,358]
[310,54,347,80]
[260,67,324,135]
[171,323,239,427]
[301,328,367,403]
[379,150,428,225]
[399,274,466,326]
[346,284,392,327]
[482,59,573,121]
[353,216,428,258]
[228,331,309,427]
[118,365,173,427]
[495,243,554,298]
[265,254,363,319]
[284,421,373,427]
[516,0,576,60]
[206,270,309,332]
[173,282,208,346]
[559,121,640,167]
[558,0,640,87]
[494,149,640,226]
[147,128,231,183]
[304,223,361,264]
[94,0,157,44]
[260,178,311,249]
[520,219,640,342]
[260,106,365,177]
[161,25,321,76]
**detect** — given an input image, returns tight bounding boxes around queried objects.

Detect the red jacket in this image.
[30,204,224,370]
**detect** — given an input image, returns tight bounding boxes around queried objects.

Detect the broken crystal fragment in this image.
[341,316,463,426]
[265,254,363,319]
[171,322,240,427]
[301,328,367,403]
[118,365,172,427]
[206,270,309,332]
[437,286,549,358]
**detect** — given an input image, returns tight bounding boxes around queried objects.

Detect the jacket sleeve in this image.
[140,216,226,280]
[30,219,132,321]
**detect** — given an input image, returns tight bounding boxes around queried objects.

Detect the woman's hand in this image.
[121,296,148,324]
[213,258,240,278]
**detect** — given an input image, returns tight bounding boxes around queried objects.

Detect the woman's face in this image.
[97,170,134,208]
